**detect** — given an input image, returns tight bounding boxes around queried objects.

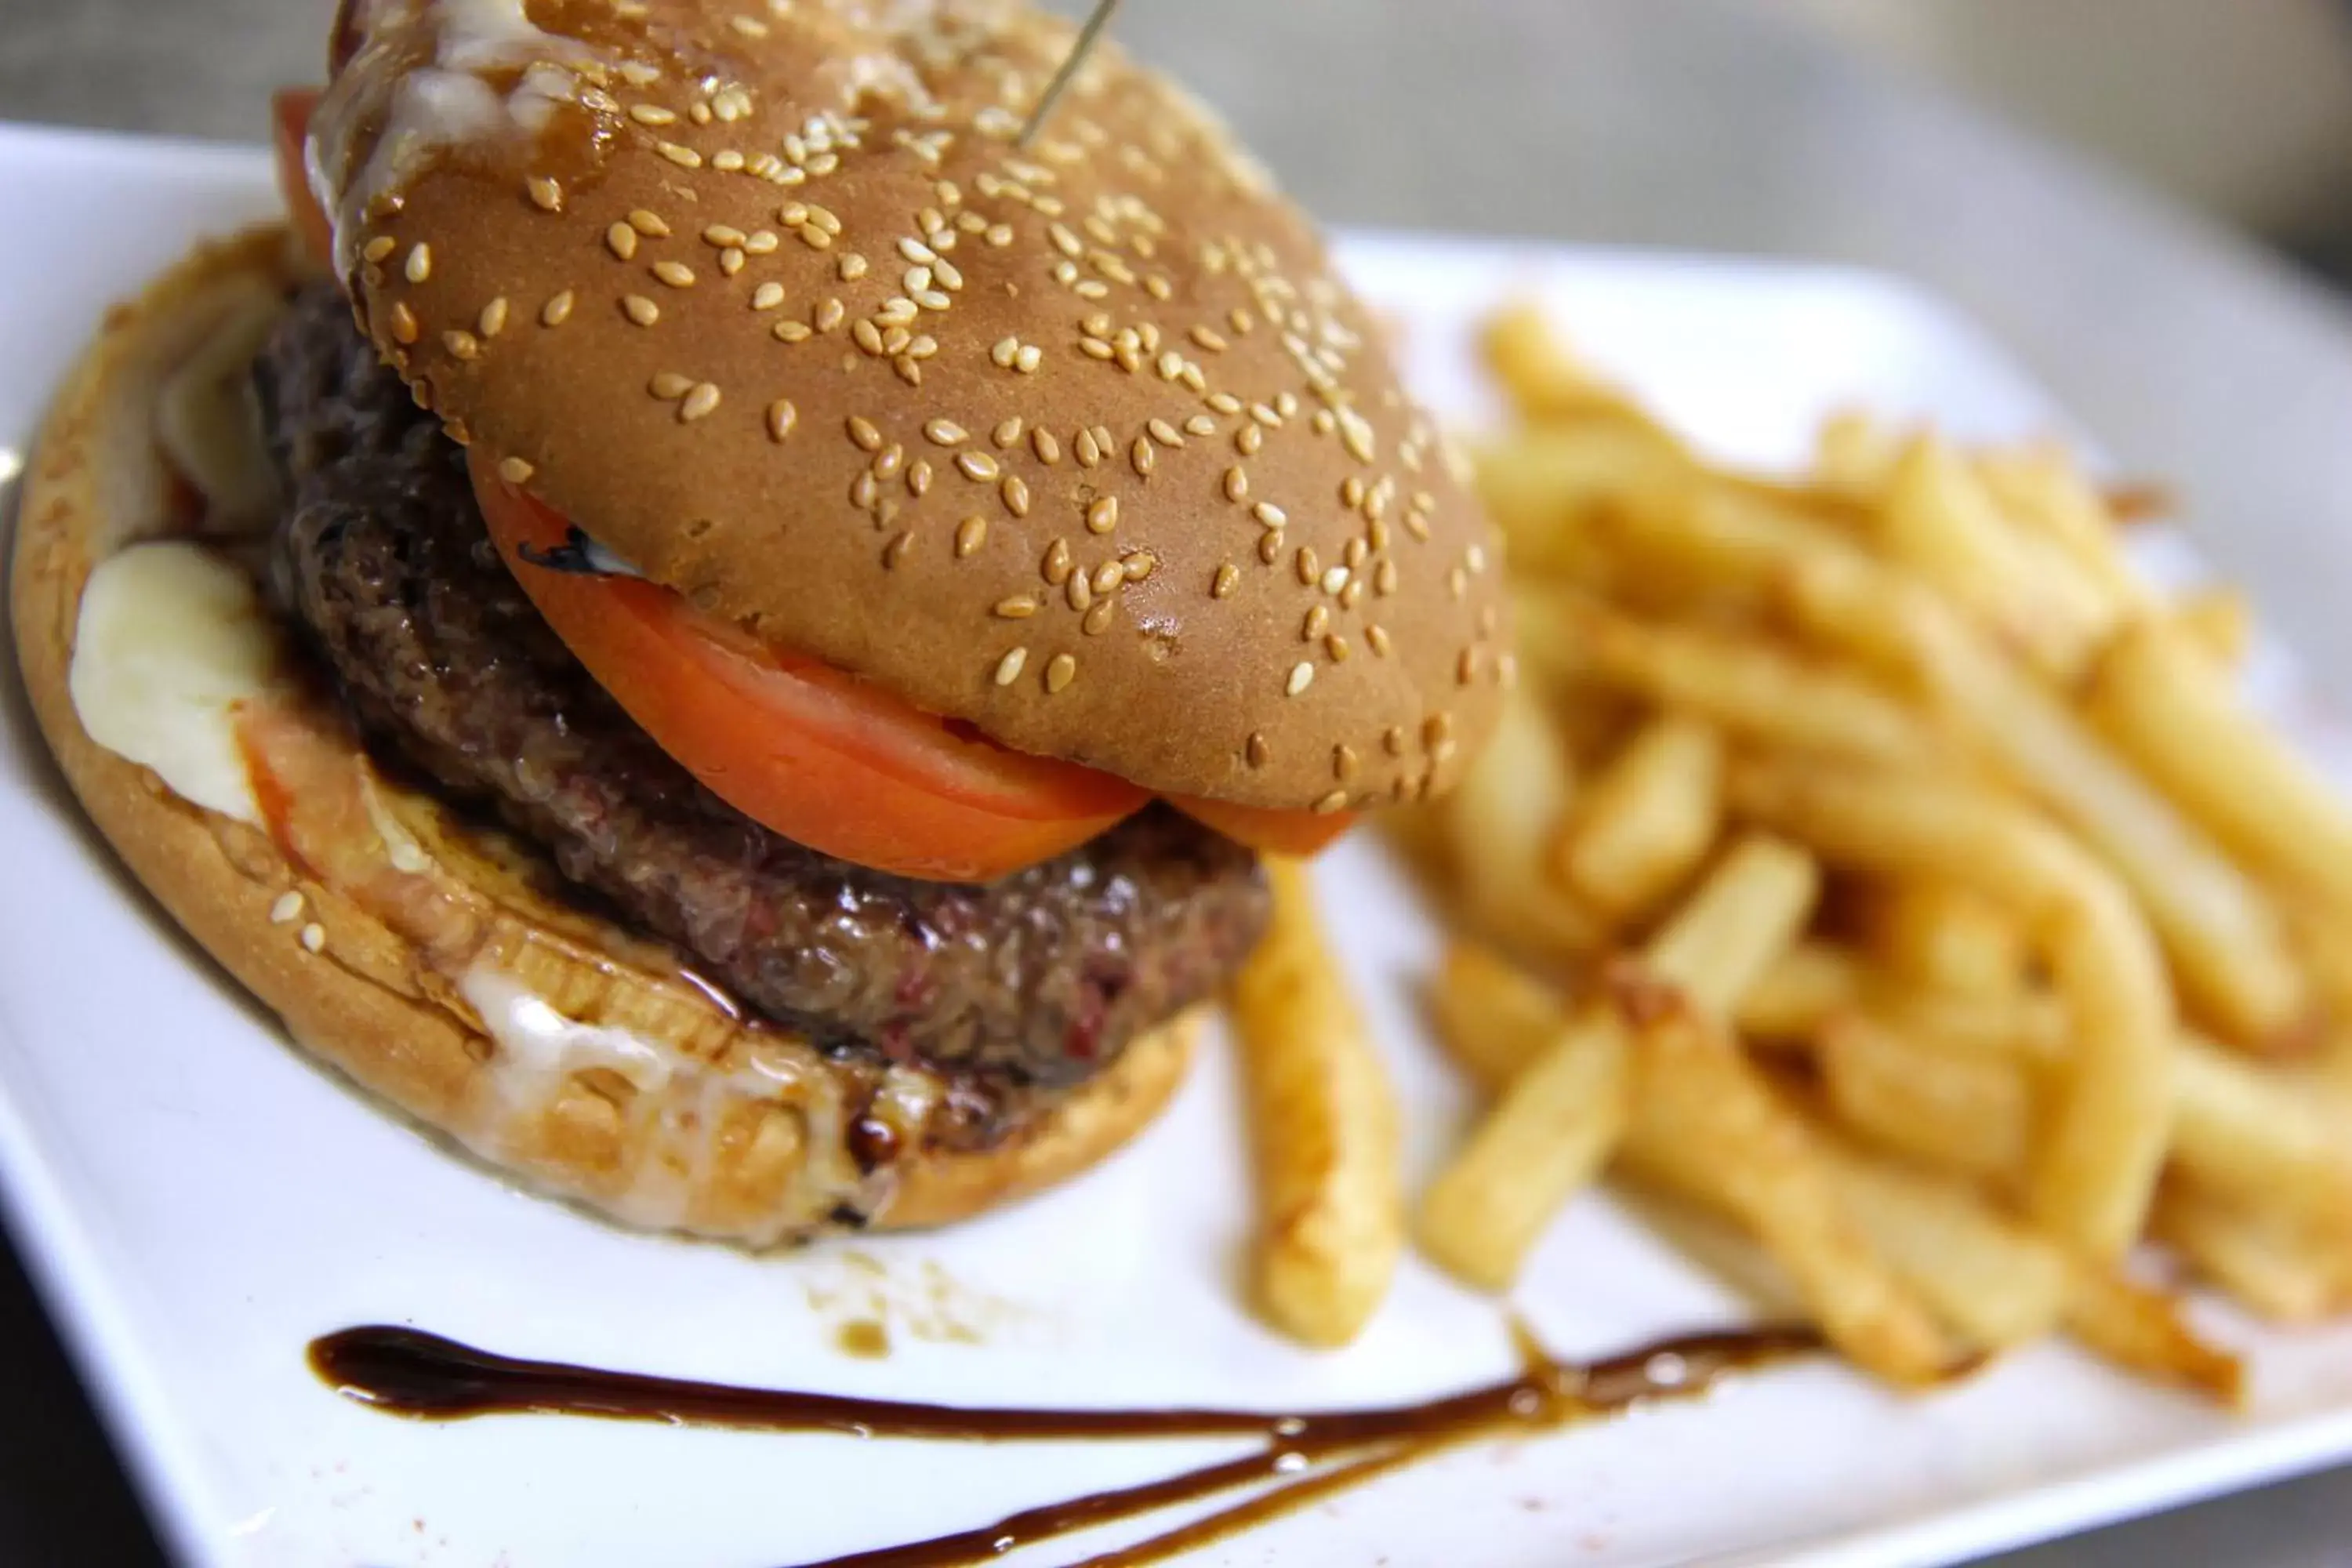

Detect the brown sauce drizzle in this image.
[312,1320,1818,1566]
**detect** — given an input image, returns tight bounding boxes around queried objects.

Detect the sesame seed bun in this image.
[10,224,1196,1247]
[314,0,1509,813]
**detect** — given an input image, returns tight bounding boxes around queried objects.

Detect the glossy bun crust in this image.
[313,0,1509,812]
[11,227,1196,1247]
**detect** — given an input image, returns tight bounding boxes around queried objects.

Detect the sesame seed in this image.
[746,230,780,254]
[882,530,913,569]
[270,891,305,924]
[851,472,879,509]
[730,13,768,35]
[1001,476,1030,517]
[1075,430,1102,468]
[624,294,661,326]
[1323,565,1352,594]
[1089,560,1123,596]
[1210,561,1243,599]
[497,456,535,484]
[1340,580,1365,610]
[299,922,327,953]
[688,101,713,125]
[1447,565,1468,599]
[1207,392,1243,416]
[1383,726,1407,757]
[994,648,1029,686]
[772,319,811,342]
[441,329,479,361]
[474,297,508,339]
[606,223,640,260]
[753,281,786,311]
[1066,572,1094,612]
[1044,653,1077,694]
[1014,345,1042,372]
[1246,731,1270,768]
[540,290,575,327]
[852,319,884,354]
[1295,546,1319,585]
[986,224,1014,246]
[995,595,1038,619]
[1044,539,1073,583]
[1131,438,1155,477]
[362,235,396,263]
[903,264,933,296]
[1258,531,1286,564]
[1326,634,1352,662]
[1147,418,1184,448]
[872,443,904,481]
[908,459,933,495]
[1457,648,1479,686]
[1404,512,1432,543]
[956,516,989,557]
[650,371,695,398]
[1301,605,1330,641]
[1084,496,1120,535]
[1031,428,1061,464]
[679,383,720,422]
[1287,662,1315,698]
[1253,501,1288,528]
[714,151,745,173]
[1367,624,1392,657]
[806,205,841,234]
[629,209,671,237]
[1344,537,1369,569]
[956,452,1000,482]
[816,297,846,332]
[404,243,432,282]
[767,400,797,441]
[1312,789,1348,815]
[848,416,883,451]
[991,336,1020,368]
[1183,414,1217,438]
[653,260,696,288]
[630,103,677,126]
[924,419,968,446]
[1079,338,1115,362]
[658,140,702,168]
[1237,424,1265,456]
[993,417,1022,448]
[719,248,747,276]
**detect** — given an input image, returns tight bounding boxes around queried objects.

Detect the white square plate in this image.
[3,125,2351,1568]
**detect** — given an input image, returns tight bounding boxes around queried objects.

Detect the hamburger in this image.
[12,0,1508,1245]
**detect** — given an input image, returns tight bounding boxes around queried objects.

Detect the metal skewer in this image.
[1017,0,1123,148]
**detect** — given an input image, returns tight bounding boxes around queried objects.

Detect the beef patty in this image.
[255,283,1267,1138]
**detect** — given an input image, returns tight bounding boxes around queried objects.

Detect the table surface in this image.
[5,2,2352,1564]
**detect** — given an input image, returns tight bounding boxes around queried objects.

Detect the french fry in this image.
[1425,942,1566,1094]
[1553,716,1724,920]
[1730,760,2174,1259]
[2171,586,2253,670]
[1779,550,2309,1048]
[2157,1181,2352,1323]
[1877,434,2115,679]
[1816,1012,2034,1185]
[1737,941,1867,1043]
[1441,687,1605,962]
[1974,444,2154,609]
[1415,1007,1630,1291]
[2085,617,2352,919]
[1417,839,1819,1288]
[1474,422,1684,579]
[1480,299,1641,424]
[1229,859,1403,1346]
[1816,408,1901,498]
[2171,1033,2352,1232]
[1620,1004,1955,1384]
[2064,1265,2245,1405]
[1864,880,2027,998]
[1538,590,1932,764]
[1819,1138,2070,1351]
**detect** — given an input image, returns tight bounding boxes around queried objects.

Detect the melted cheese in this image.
[69,543,281,823]
[313,0,603,275]
[154,286,289,532]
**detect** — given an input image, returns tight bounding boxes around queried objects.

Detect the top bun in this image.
[311,0,1508,811]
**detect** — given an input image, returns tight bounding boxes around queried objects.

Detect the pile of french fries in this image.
[1236,300,2352,1396]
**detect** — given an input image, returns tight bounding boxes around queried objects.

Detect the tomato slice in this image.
[1171,796,1358,857]
[470,459,1149,881]
[273,88,334,267]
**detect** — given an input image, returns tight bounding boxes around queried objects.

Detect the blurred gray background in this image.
[5,2,2352,1566]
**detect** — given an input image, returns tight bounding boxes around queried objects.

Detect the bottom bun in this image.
[9,225,1196,1247]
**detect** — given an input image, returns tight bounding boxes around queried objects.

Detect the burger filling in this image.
[253,281,1270,1146]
